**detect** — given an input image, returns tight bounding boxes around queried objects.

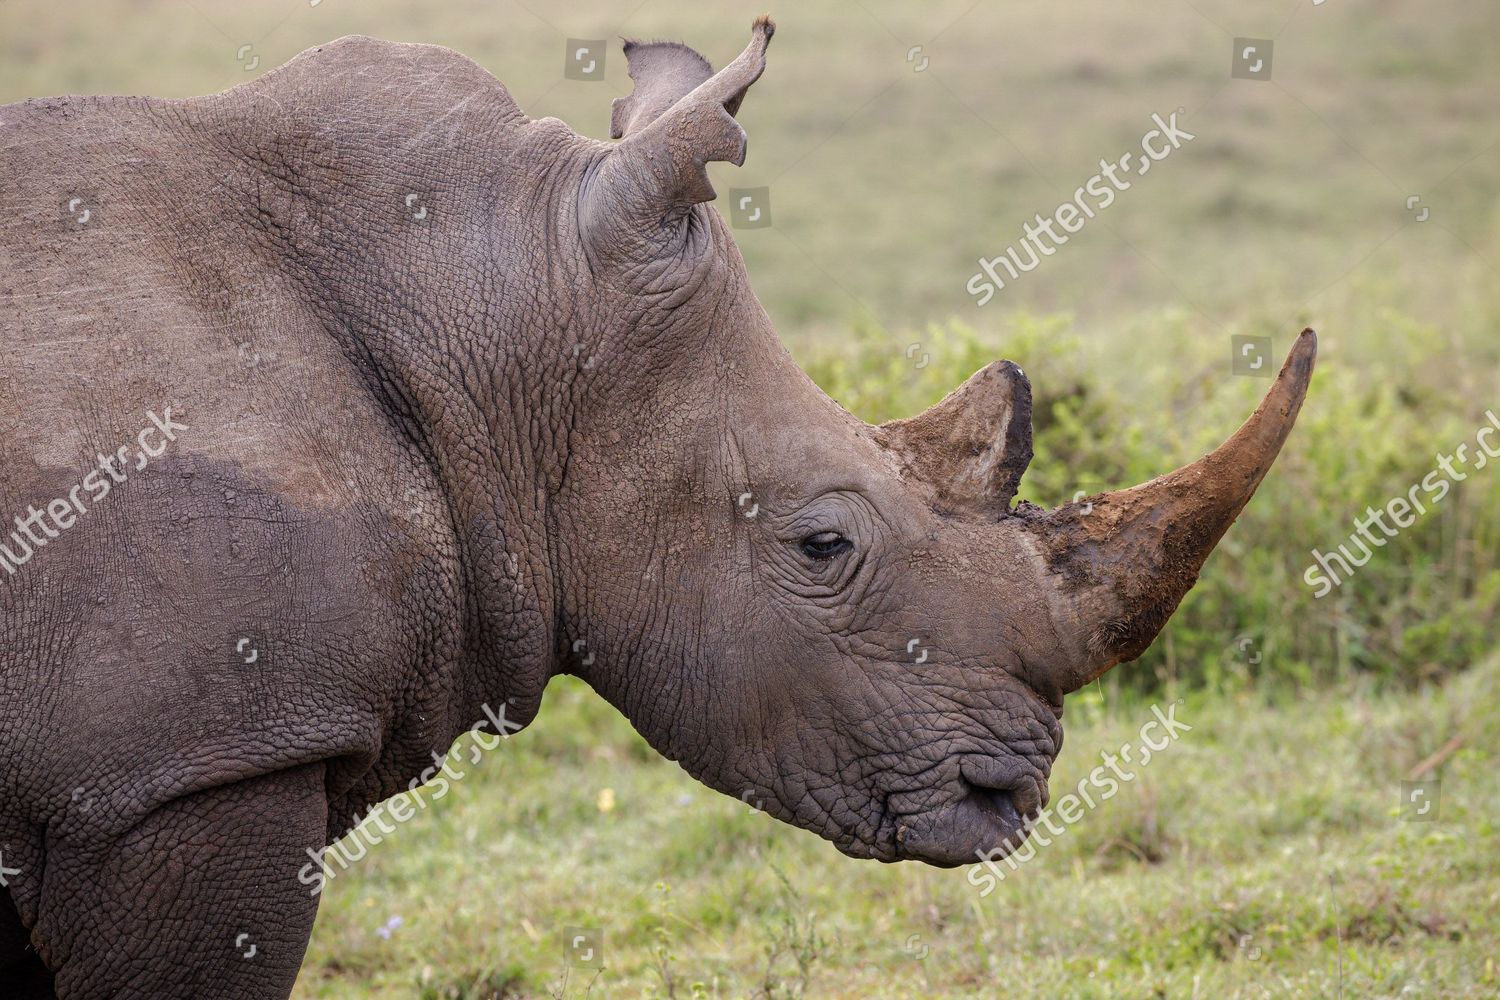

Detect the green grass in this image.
[292,657,1500,999]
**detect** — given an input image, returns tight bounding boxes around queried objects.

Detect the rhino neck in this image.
[301,206,589,742]
[224,135,601,739]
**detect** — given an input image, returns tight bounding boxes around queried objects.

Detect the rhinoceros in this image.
[0,17,1315,998]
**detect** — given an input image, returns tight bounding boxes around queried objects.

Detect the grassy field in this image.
[4,1,1498,997]
[291,659,1500,999]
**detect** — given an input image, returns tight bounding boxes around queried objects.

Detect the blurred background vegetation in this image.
[4,0,1497,996]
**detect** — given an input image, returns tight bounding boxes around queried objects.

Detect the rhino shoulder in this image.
[211,34,529,132]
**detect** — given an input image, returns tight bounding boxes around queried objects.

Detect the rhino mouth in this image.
[892,757,1047,868]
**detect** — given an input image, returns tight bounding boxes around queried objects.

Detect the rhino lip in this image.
[891,757,1043,868]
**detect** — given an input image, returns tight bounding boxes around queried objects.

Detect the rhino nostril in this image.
[959,762,1044,820]
[1012,780,1044,818]
[961,779,1023,827]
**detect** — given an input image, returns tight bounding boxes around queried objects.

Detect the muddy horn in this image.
[1032,329,1317,692]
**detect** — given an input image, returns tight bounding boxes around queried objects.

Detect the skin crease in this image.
[0,20,1313,998]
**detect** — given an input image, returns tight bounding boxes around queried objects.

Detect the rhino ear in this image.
[609,40,716,140]
[586,17,773,244]
[877,361,1034,514]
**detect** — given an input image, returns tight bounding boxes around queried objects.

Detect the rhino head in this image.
[545,19,1317,866]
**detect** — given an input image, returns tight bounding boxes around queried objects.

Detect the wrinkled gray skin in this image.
[0,20,1315,998]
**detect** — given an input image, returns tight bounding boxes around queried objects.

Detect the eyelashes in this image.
[800,531,851,561]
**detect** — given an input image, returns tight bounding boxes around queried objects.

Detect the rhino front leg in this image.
[33,764,327,999]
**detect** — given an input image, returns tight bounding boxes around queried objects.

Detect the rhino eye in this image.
[800,531,851,560]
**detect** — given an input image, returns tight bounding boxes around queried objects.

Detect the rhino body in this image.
[0,21,1313,997]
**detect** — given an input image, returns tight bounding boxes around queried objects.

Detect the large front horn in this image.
[1027,329,1317,692]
